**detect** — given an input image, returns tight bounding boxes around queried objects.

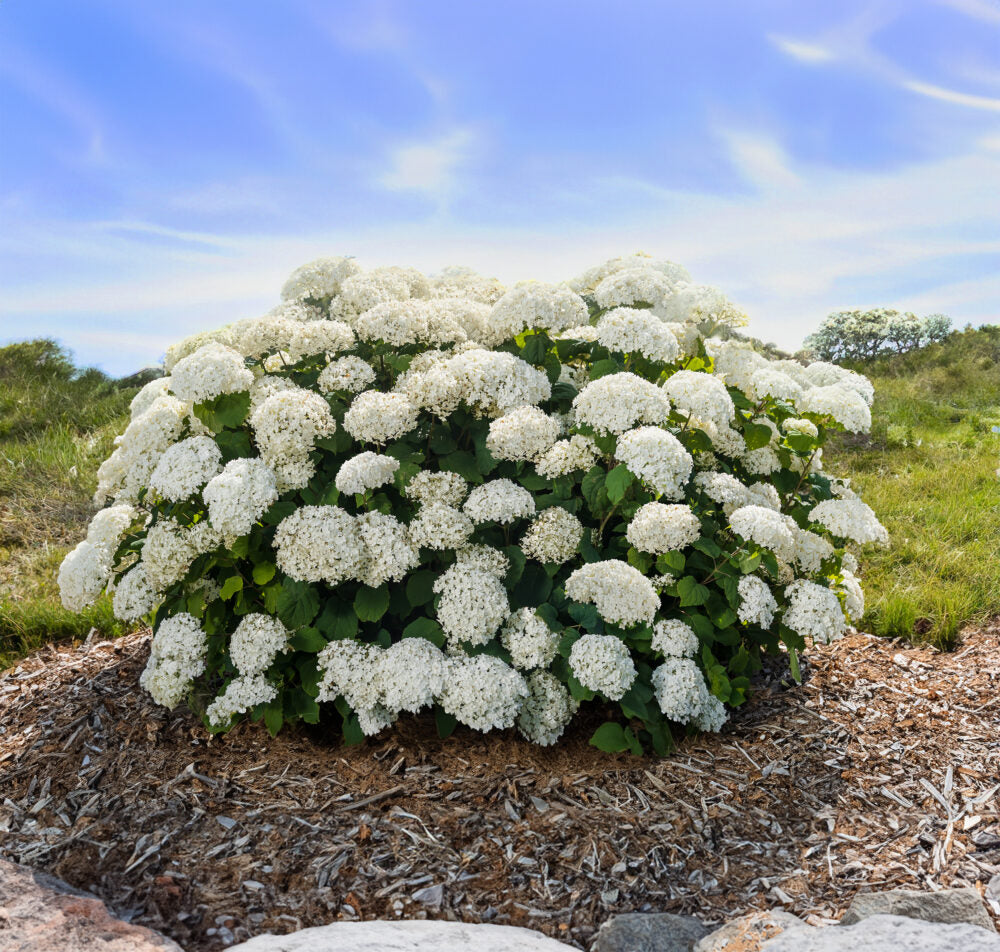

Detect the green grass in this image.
[0,340,146,666]
[826,325,1000,648]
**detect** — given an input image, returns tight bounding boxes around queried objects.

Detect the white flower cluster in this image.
[574,373,671,435]
[596,308,680,363]
[463,478,536,524]
[810,498,889,545]
[335,451,399,496]
[729,505,796,562]
[404,470,468,506]
[737,576,777,628]
[652,658,726,731]
[615,427,693,499]
[139,614,208,709]
[273,506,367,584]
[148,436,223,502]
[229,613,290,676]
[783,579,848,644]
[661,370,735,429]
[343,390,418,444]
[565,560,659,628]
[569,633,636,700]
[206,674,278,727]
[169,343,254,405]
[317,355,377,394]
[487,282,589,340]
[520,506,584,563]
[626,502,701,554]
[535,435,600,479]
[433,563,509,645]
[251,389,337,489]
[501,608,560,670]
[517,671,579,746]
[203,458,279,542]
[486,405,560,462]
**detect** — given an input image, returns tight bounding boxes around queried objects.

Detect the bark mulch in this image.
[1,624,999,950]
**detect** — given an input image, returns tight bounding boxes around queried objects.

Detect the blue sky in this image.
[2,0,999,375]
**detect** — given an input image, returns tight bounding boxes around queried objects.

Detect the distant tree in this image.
[803,308,952,362]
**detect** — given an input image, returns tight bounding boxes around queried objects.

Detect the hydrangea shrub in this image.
[59,254,887,755]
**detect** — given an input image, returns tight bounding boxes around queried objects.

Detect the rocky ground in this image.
[1,624,999,950]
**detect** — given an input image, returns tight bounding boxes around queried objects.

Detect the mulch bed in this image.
[2,624,999,950]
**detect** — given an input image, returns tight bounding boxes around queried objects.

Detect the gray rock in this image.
[762,913,1000,951]
[228,919,572,951]
[695,910,806,951]
[591,912,709,951]
[0,856,183,951]
[841,887,996,933]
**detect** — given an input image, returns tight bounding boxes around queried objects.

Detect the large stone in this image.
[840,886,996,932]
[228,919,572,951]
[591,912,709,952]
[762,913,1000,951]
[694,910,806,951]
[0,856,183,951]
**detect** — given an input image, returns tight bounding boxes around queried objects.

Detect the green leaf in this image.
[786,432,816,454]
[567,601,601,632]
[581,466,609,514]
[567,674,595,701]
[543,351,562,384]
[214,429,252,461]
[428,427,459,455]
[289,626,328,652]
[520,333,550,365]
[623,727,644,756]
[402,617,445,647]
[435,708,458,738]
[263,700,284,737]
[589,722,632,753]
[276,578,320,629]
[692,537,721,557]
[406,570,436,607]
[512,563,552,607]
[440,451,483,484]
[252,562,276,585]
[354,584,390,622]
[534,602,561,631]
[342,713,365,746]
[193,390,251,433]
[605,464,634,504]
[220,575,244,601]
[297,657,322,696]
[657,551,686,574]
[503,545,527,587]
[687,612,716,643]
[263,500,297,525]
[291,688,320,724]
[738,552,762,574]
[677,575,710,607]
[742,420,773,451]
[589,358,620,379]
[787,646,802,682]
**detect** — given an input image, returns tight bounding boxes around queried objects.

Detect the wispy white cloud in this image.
[377,128,477,201]
[767,35,836,64]
[903,79,1000,112]
[720,132,801,192]
[934,0,1000,24]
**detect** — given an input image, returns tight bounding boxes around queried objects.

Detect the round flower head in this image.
[463,478,536,525]
[804,361,875,405]
[501,608,560,670]
[651,619,699,658]
[661,370,735,429]
[652,657,709,724]
[284,320,355,361]
[141,519,220,590]
[565,560,659,628]
[207,674,278,728]
[335,451,399,496]
[569,633,636,700]
[273,505,367,584]
[748,368,803,404]
[782,417,819,439]
[791,527,835,574]
[318,356,377,394]
[140,613,208,709]
[437,655,528,732]
[130,377,171,419]
[626,502,701,554]
[404,470,468,507]
[594,267,674,310]
[356,511,420,586]
[316,640,383,711]
[614,427,693,499]
[148,436,223,502]
[446,349,550,417]
[281,256,362,301]
[377,638,448,713]
[737,576,777,628]
[520,506,584,563]
[838,569,865,622]
[453,544,509,578]
[595,307,680,363]
[343,390,419,444]
[203,457,279,542]
[517,670,578,746]
[693,471,751,514]
[229,614,290,676]
[486,405,560,462]
[809,498,889,546]
[570,254,689,294]
[783,579,847,644]
[573,373,671,435]
[169,342,253,405]
[487,282,588,341]
[729,505,796,562]
[535,434,600,479]
[407,503,475,550]
[433,564,509,646]
[58,540,112,611]
[800,385,871,434]
[250,389,337,490]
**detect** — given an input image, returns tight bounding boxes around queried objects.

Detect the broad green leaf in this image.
[589,358,620,379]
[276,578,320,629]
[252,562,276,585]
[220,575,244,601]
[742,421,773,451]
[406,570,436,607]
[354,584,390,622]
[289,627,328,652]
[440,451,483,484]
[402,617,446,647]
[435,708,458,738]
[263,700,284,737]
[677,575,710,607]
[342,713,365,746]
[657,551,686,574]
[589,722,631,753]
[605,464,634,504]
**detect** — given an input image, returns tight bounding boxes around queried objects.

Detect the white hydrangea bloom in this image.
[148,436,223,502]
[748,368,803,403]
[487,282,588,341]
[626,502,701,554]
[356,511,420,586]
[569,253,690,294]
[737,576,777,628]
[769,359,814,389]
[334,266,430,319]
[791,527,835,574]
[251,389,337,490]
[454,544,509,579]
[316,640,383,710]
[839,569,865,622]
[130,377,171,419]
[803,361,875,405]
[58,540,112,610]
[517,670,578,746]
[273,505,367,584]
[693,471,751,514]
[741,444,782,476]
[284,320,355,361]
[661,370,735,429]
[596,307,680,363]
[407,503,475,550]
[569,633,636,700]
[355,300,466,347]
[404,470,468,507]
[112,563,158,621]
[430,266,506,305]
[783,579,847,644]
[573,373,671,435]
[335,451,399,496]
[141,519,220,590]
[782,417,819,438]
[463,478,536,524]
[85,504,135,551]
[169,343,253,405]
[693,692,728,733]
[486,405,560,462]
[659,283,746,327]
[229,613,290,676]
[433,564,509,646]
[705,339,768,393]
[447,349,551,417]
[746,482,782,511]
[501,608,560,670]
[437,655,528,732]
[594,267,673,309]
[248,374,302,412]
[565,560,659,628]
[206,674,278,727]
[535,435,600,479]
[652,657,709,724]
[651,619,699,657]
[355,704,397,737]
[281,256,362,301]
[164,327,238,373]
[203,458,279,542]
[343,390,419,444]
[615,426,693,499]
[799,385,871,433]
[377,637,448,713]
[317,356,377,394]
[140,613,208,709]
[520,506,584,563]
[810,498,889,545]
[729,505,796,562]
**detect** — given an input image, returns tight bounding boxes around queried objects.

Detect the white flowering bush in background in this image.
[58,252,887,755]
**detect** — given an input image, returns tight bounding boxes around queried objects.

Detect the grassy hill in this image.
[0,340,146,665]
[825,325,1000,647]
